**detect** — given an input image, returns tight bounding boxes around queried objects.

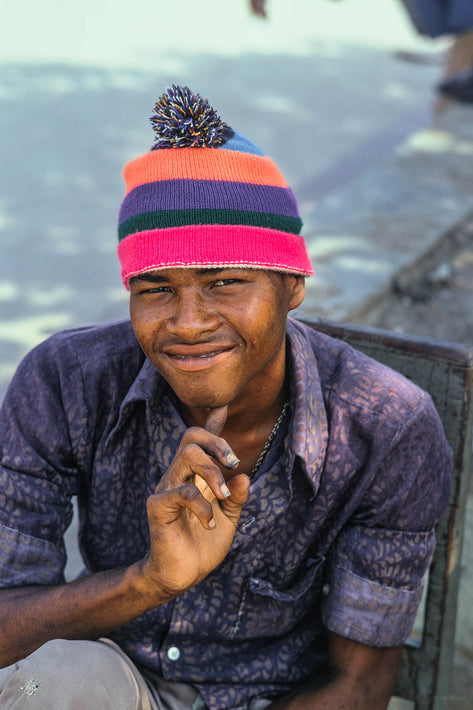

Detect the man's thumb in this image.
[220,473,250,521]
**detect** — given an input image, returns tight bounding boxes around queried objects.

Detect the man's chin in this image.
[168,382,230,411]
[160,370,239,412]
[178,394,230,411]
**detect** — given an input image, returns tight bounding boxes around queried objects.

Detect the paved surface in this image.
[2,0,472,705]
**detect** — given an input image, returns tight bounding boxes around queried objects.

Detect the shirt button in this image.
[322,583,330,596]
[167,646,180,661]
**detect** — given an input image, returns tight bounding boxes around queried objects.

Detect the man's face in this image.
[129,267,305,410]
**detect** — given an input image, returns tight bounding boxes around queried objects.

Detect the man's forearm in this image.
[0,560,166,668]
[269,675,390,710]
[269,634,401,710]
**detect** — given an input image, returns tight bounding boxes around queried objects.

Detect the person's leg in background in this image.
[437,28,473,108]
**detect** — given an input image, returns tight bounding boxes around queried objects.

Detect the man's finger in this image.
[203,406,239,473]
[148,485,216,531]
[219,473,251,524]
[204,405,228,436]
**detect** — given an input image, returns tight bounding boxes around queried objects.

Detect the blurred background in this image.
[0,0,455,396]
[1,0,472,706]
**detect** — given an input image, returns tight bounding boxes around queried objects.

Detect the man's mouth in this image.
[163,346,234,371]
[172,350,226,359]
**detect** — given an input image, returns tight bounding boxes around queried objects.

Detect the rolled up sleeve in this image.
[321,525,435,646]
[322,389,452,647]
[0,336,84,589]
[0,522,66,587]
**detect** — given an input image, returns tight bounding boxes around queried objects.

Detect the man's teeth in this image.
[175,352,219,359]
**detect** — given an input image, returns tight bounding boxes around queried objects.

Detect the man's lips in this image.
[163,344,234,357]
[161,344,235,371]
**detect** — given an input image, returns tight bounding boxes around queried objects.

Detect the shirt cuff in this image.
[0,522,65,587]
[321,565,424,647]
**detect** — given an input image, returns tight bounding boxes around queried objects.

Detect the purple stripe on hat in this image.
[119,179,299,224]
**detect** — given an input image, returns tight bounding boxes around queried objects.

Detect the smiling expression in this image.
[129,267,305,411]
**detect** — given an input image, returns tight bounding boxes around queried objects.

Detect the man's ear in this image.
[287,275,306,311]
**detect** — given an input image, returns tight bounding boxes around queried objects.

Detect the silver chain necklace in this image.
[249,401,290,479]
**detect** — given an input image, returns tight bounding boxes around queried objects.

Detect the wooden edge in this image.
[296,316,473,368]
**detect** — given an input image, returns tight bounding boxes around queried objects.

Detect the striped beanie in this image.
[118,86,314,287]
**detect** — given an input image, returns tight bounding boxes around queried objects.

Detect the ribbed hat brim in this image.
[119,224,314,288]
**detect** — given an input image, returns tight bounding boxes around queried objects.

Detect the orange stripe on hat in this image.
[123,148,289,195]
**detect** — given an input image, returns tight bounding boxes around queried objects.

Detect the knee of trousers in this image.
[0,639,143,709]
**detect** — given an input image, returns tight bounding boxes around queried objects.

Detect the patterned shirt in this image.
[0,317,452,710]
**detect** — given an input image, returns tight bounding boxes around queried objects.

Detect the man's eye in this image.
[139,286,170,294]
[213,279,238,287]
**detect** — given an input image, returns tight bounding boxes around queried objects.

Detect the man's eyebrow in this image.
[129,273,169,284]
[130,268,241,285]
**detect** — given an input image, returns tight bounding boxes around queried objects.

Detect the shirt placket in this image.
[157,451,295,681]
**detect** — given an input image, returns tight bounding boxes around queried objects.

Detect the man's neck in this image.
[179,355,289,433]
[177,360,290,477]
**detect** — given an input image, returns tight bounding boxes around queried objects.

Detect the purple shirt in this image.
[0,317,452,710]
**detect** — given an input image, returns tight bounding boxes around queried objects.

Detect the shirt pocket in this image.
[229,556,325,640]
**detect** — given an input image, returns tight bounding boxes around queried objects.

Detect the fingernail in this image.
[220,483,231,498]
[226,454,240,468]
[208,518,216,530]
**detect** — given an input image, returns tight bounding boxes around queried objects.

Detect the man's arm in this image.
[0,565,165,668]
[0,406,250,668]
[269,633,401,710]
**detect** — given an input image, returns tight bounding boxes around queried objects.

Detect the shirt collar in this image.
[117,318,328,494]
[123,356,165,406]
[105,357,169,450]
[286,317,328,495]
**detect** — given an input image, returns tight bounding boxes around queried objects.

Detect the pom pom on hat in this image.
[150,85,234,149]
[117,86,314,286]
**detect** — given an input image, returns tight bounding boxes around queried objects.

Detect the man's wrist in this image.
[125,557,180,611]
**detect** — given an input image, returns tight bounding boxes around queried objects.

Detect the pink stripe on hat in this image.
[118,225,314,288]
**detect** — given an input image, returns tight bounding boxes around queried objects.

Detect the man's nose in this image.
[167,290,219,339]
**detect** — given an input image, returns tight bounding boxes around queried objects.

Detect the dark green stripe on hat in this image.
[118,209,303,242]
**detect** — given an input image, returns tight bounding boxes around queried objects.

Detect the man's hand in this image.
[140,406,250,599]
[0,406,250,667]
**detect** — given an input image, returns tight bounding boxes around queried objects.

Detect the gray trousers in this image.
[0,639,272,710]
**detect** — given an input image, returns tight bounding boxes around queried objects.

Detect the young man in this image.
[0,86,451,710]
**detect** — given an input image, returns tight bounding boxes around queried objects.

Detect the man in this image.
[0,86,451,709]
